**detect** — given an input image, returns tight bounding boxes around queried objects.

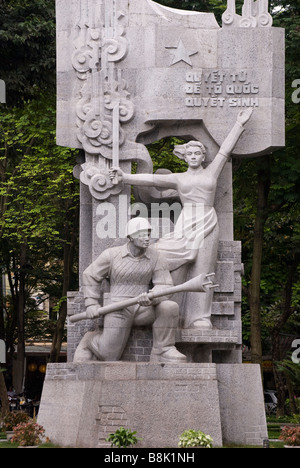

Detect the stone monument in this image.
[38,0,285,448]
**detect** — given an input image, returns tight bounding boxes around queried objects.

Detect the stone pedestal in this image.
[38,362,267,448]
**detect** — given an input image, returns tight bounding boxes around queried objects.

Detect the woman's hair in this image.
[173,141,206,160]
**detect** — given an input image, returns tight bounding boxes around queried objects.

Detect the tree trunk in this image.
[50,300,68,363]
[50,204,78,363]
[286,375,298,414]
[5,262,18,368]
[15,244,27,393]
[249,156,271,365]
[0,371,9,417]
[0,268,4,341]
[272,330,286,417]
[272,253,300,416]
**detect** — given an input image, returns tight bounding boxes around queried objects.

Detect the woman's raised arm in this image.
[207,108,253,179]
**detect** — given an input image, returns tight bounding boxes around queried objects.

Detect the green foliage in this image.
[178,429,213,448]
[276,359,300,390]
[0,95,79,248]
[147,137,187,174]
[290,413,300,424]
[0,94,79,348]
[105,427,142,448]
[0,0,56,105]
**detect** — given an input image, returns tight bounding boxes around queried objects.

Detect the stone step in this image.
[177,328,239,344]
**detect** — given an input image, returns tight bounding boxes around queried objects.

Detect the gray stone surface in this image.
[38,362,267,447]
[57,0,284,158]
[217,364,268,446]
[38,362,222,448]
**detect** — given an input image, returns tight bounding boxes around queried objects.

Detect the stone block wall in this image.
[38,362,268,448]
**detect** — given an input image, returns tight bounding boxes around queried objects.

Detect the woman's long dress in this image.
[153,167,220,328]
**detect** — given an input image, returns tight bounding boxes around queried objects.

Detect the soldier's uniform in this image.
[74,242,186,363]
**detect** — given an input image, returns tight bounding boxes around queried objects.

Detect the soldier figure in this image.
[74,218,187,363]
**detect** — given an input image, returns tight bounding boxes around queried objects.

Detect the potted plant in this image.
[178,429,213,448]
[279,426,300,448]
[3,412,30,440]
[11,421,46,448]
[106,426,142,448]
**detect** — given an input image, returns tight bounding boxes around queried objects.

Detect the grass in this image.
[267,425,281,440]
[0,431,61,448]
[0,440,62,448]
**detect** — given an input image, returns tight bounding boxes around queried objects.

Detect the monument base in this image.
[38,362,267,448]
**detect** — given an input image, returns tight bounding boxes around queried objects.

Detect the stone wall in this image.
[38,362,268,448]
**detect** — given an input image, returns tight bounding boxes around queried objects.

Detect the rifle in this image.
[69,273,218,323]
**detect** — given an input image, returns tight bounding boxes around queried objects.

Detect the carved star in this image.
[165,39,198,67]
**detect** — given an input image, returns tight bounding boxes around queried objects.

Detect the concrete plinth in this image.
[38,362,267,448]
[217,364,268,446]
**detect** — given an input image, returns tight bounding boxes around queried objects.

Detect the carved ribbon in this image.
[71,0,136,200]
[72,0,134,156]
[80,162,123,201]
[222,0,272,28]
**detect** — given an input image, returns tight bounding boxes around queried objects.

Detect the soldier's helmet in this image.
[126,218,152,237]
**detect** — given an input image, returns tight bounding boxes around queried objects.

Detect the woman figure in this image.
[110,108,253,328]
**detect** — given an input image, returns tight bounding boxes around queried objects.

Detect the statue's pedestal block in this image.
[38,362,267,448]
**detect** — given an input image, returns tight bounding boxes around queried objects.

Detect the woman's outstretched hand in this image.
[237,107,254,126]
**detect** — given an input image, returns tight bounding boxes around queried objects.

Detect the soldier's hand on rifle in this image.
[149,285,171,305]
[86,305,100,319]
[137,292,153,307]
[109,167,124,183]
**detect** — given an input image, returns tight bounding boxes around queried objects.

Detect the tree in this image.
[248,156,271,365]
[0,368,9,417]
[0,0,56,106]
[0,96,79,387]
[0,0,80,381]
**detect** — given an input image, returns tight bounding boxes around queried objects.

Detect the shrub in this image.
[290,414,300,424]
[3,412,30,432]
[178,429,213,448]
[11,421,45,446]
[106,427,141,448]
[279,426,300,446]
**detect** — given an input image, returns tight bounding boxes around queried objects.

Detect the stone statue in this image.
[73,218,188,363]
[110,108,253,329]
